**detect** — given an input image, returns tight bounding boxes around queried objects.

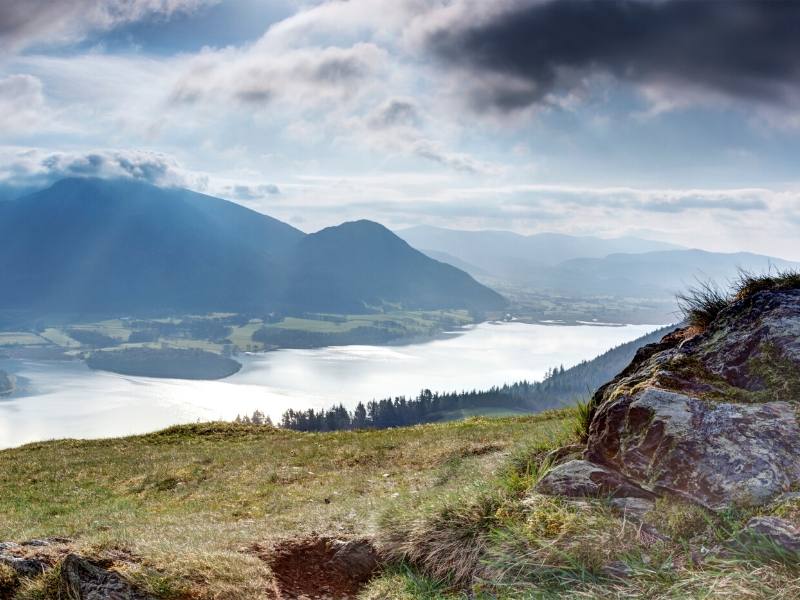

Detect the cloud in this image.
[0,74,46,131]
[367,97,421,129]
[422,0,800,113]
[0,0,213,52]
[0,147,190,190]
[229,183,281,200]
[170,42,387,108]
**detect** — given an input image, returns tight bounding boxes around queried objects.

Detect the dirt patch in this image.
[253,536,380,599]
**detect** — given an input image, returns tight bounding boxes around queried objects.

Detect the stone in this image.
[609,497,655,521]
[330,539,381,582]
[717,516,800,560]
[535,459,655,500]
[587,387,800,510]
[60,554,153,600]
[0,556,46,578]
[691,290,800,390]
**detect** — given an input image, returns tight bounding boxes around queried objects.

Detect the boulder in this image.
[0,556,46,578]
[535,459,655,500]
[60,554,153,600]
[569,289,800,511]
[587,388,800,510]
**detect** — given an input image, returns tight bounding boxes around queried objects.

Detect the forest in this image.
[277,324,673,431]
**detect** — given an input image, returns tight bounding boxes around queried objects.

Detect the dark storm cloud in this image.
[426,0,800,112]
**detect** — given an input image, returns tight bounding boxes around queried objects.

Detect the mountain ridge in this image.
[0,178,504,315]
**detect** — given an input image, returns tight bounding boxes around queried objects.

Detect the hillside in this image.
[0,414,570,599]
[0,178,301,313]
[287,220,505,313]
[0,179,503,315]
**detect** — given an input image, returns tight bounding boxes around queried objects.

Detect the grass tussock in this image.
[678,268,800,330]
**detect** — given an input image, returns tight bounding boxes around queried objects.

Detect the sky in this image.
[1,0,800,260]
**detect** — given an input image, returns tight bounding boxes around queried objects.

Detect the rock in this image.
[587,388,800,510]
[717,516,800,560]
[60,554,153,600]
[0,556,46,578]
[580,289,800,511]
[542,443,584,467]
[691,289,800,390]
[609,497,655,521]
[330,539,380,582]
[535,459,655,500]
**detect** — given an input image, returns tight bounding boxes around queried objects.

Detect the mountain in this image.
[543,249,800,298]
[286,220,505,312]
[0,177,303,313]
[0,178,503,315]
[397,225,799,302]
[396,225,684,281]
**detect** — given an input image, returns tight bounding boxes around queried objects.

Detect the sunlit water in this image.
[0,322,658,449]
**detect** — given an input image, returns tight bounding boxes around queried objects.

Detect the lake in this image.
[0,322,658,449]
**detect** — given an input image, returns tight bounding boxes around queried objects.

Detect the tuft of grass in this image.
[359,564,462,600]
[677,280,729,330]
[573,399,592,442]
[678,268,800,331]
[733,268,800,302]
[378,485,504,586]
[0,563,18,600]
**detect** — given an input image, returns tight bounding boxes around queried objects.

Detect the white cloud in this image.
[0,0,214,52]
[0,74,46,131]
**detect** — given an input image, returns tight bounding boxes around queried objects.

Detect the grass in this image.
[370,408,800,599]
[678,269,800,330]
[2,405,798,598]
[0,412,569,599]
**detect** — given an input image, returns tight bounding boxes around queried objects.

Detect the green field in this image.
[0,310,473,358]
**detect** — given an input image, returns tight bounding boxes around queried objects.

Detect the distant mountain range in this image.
[397,225,799,301]
[0,178,504,315]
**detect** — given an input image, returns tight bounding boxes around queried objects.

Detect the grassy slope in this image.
[0,413,570,599]
[3,408,797,599]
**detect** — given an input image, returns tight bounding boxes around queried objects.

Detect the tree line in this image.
[271,324,673,432]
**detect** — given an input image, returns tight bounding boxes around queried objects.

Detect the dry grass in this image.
[370,407,800,599]
[0,413,569,599]
[678,269,800,330]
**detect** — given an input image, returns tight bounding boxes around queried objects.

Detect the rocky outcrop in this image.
[539,288,800,511]
[0,539,151,600]
[61,554,153,600]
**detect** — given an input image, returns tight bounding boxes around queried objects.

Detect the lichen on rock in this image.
[540,287,800,512]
